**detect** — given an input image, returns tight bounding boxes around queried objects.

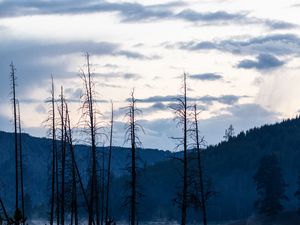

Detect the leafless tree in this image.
[124,90,144,225]
[9,62,25,225]
[10,62,19,215]
[171,73,189,225]
[65,102,79,225]
[58,86,66,225]
[105,102,114,225]
[78,53,102,225]
[17,100,25,225]
[191,104,207,225]
[44,76,57,225]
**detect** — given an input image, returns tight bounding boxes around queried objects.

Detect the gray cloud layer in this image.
[0,39,155,99]
[190,73,223,81]
[134,94,246,105]
[0,0,296,30]
[237,54,285,70]
[176,33,300,56]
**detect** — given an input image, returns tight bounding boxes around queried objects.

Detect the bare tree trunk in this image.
[10,62,19,213]
[17,101,25,225]
[79,53,97,225]
[193,104,207,225]
[181,73,188,225]
[56,134,60,225]
[101,148,105,225]
[96,172,100,225]
[60,86,66,225]
[105,103,114,225]
[69,139,93,225]
[126,92,138,225]
[50,76,56,225]
[87,53,97,225]
[131,106,137,225]
[65,103,79,225]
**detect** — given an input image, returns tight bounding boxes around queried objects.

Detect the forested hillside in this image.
[1,116,300,222]
[110,117,300,222]
[0,131,172,217]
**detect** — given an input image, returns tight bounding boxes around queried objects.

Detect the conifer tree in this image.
[253,154,287,216]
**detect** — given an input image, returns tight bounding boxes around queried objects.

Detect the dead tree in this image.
[10,62,25,225]
[45,76,57,225]
[17,101,25,225]
[66,107,95,225]
[65,102,79,225]
[100,146,105,225]
[79,53,100,225]
[124,90,144,225]
[58,86,66,225]
[10,62,19,215]
[192,104,207,225]
[171,73,189,225]
[105,103,114,225]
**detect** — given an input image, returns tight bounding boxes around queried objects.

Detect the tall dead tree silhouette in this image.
[105,103,114,225]
[10,62,25,225]
[79,53,100,225]
[45,76,57,225]
[124,90,144,225]
[171,73,189,225]
[192,104,207,225]
[64,102,79,225]
[17,100,25,225]
[58,86,66,225]
[100,146,105,225]
[10,62,19,215]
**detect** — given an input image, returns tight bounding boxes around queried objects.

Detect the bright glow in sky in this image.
[1,0,300,150]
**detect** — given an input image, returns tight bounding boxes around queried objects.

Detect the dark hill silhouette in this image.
[0,131,172,216]
[1,116,300,222]
[110,117,300,222]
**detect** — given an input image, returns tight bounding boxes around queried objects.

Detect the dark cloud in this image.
[0,39,154,61]
[0,1,174,20]
[176,33,300,56]
[263,20,297,30]
[0,1,295,30]
[190,73,223,81]
[115,50,160,60]
[134,94,245,105]
[175,9,246,22]
[141,102,168,116]
[95,72,141,81]
[237,54,285,70]
[0,39,155,102]
[199,95,243,105]
[123,73,141,80]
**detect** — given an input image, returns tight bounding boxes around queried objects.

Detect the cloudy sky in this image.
[1,0,300,150]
